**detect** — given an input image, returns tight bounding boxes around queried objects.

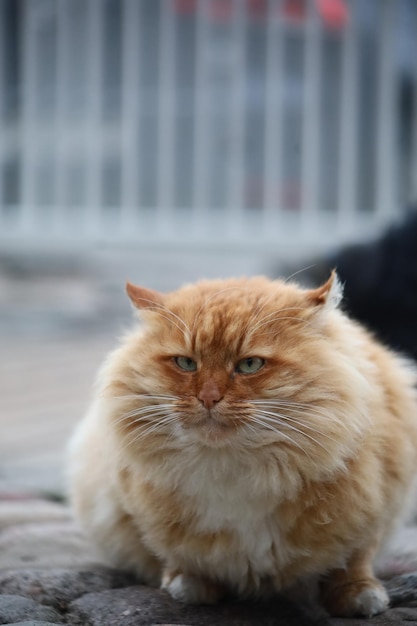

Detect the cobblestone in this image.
[2,496,417,625]
[0,595,62,624]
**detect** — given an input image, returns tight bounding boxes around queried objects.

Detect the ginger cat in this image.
[68,273,417,617]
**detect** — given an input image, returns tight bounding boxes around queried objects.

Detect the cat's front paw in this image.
[322,579,389,617]
[161,570,223,604]
[352,586,390,617]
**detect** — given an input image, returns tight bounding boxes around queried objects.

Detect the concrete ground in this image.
[1,334,114,493]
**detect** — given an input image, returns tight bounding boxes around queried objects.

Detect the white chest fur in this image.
[139,447,299,588]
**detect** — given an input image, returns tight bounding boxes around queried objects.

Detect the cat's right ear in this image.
[126,282,165,310]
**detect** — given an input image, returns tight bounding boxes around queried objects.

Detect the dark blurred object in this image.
[296,212,417,360]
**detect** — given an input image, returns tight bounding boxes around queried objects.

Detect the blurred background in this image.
[1,0,416,494]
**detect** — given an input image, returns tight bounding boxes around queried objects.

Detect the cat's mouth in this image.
[181,410,238,445]
[171,399,255,446]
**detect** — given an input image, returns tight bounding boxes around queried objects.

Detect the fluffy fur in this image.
[68,274,417,617]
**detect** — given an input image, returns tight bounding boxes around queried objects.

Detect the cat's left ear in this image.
[306,270,343,311]
[126,282,165,310]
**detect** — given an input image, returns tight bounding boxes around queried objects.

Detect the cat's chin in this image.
[183,420,238,448]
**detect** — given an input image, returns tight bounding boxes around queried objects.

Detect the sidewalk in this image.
[1,334,113,493]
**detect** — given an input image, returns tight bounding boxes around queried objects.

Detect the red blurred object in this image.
[247,0,268,19]
[172,0,348,29]
[282,0,307,22]
[194,0,268,23]
[209,0,233,22]
[281,0,348,28]
[315,0,349,29]
[172,0,196,15]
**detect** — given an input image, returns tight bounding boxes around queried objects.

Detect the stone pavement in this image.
[2,494,417,625]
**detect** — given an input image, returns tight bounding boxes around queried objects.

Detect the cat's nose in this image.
[198,381,223,410]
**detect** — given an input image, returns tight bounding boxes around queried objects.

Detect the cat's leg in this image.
[161,567,224,604]
[97,509,162,586]
[75,489,162,585]
[320,545,389,617]
[70,415,162,586]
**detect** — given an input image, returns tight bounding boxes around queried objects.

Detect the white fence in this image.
[0,0,416,251]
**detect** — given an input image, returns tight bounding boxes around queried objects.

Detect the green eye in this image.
[236,357,265,374]
[175,356,197,372]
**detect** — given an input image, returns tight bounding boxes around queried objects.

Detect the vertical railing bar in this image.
[20,0,38,232]
[121,0,140,223]
[227,0,246,215]
[55,0,69,225]
[263,0,284,221]
[412,85,417,206]
[374,0,396,221]
[409,7,417,206]
[156,0,176,226]
[0,2,4,216]
[301,0,321,222]
[337,0,358,229]
[85,0,103,231]
[193,0,210,216]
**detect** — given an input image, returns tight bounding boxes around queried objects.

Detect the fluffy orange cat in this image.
[68,273,417,617]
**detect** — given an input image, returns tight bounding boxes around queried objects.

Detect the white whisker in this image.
[148,310,191,341]
[251,399,352,432]
[248,414,314,461]
[284,264,317,283]
[114,394,180,401]
[135,414,179,436]
[252,316,312,335]
[114,404,176,425]
[251,411,342,466]
[135,298,192,338]
[251,306,308,331]
[252,399,339,421]
[253,409,340,446]
[121,412,181,448]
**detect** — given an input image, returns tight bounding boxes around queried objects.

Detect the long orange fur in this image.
[68,274,417,617]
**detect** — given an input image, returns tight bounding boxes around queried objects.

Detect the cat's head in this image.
[111,274,367,462]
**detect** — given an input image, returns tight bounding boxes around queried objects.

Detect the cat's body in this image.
[69,275,417,617]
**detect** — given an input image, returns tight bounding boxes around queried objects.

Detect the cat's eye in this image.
[174,356,197,372]
[236,357,265,374]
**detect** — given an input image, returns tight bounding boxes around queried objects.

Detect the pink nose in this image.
[198,381,223,410]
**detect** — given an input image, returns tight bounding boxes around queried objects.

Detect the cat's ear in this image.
[126,282,165,310]
[306,270,343,311]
